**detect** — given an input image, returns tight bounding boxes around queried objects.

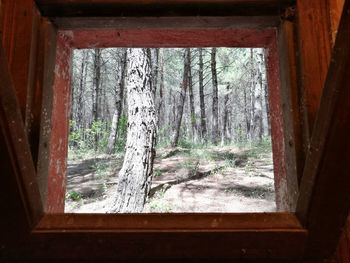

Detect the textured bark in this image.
[76,50,88,140]
[111,48,157,213]
[106,48,127,154]
[157,49,164,127]
[223,84,231,143]
[198,48,207,142]
[263,50,271,136]
[171,49,190,147]
[92,48,102,150]
[187,49,197,141]
[251,49,264,142]
[211,47,219,144]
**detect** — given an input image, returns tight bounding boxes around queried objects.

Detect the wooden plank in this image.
[35,18,58,208]
[35,213,303,232]
[52,16,280,30]
[296,0,350,258]
[1,0,40,123]
[328,0,345,45]
[269,20,299,211]
[45,32,72,213]
[0,34,43,231]
[68,28,276,49]
[278,20,304,185]
[35,0,294,17]
[19,231,306,260]
[296,0,332,136]
[22,213,307,260]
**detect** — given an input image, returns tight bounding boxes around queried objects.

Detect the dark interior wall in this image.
[1,0,349,262]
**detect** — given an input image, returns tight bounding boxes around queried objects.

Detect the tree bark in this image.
[92,48,102,151]
[187,49,197,142]
[171,48,190,147]
[111,48,157,213]
[198,48,207,142]
[251,48,264,142]
[106,48,128,154]
[211,47,219,145]
[223,84,231,143]
[157,49,164,127]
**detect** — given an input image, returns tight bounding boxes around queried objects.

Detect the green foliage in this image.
[114,114,128,153]
[153,168,162,177]
[66,191,82,201]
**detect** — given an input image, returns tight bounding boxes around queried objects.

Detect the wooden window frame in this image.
[2,0,349,261]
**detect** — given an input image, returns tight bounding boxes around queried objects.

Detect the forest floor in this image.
[65,143,276,213]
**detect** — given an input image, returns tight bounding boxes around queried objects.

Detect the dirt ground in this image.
[65,145,276,213]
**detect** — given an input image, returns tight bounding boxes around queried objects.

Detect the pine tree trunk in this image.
[263,50,271,136]
[93,48,101,151]
[251,49,264,142]
[106,49,127,154]
[171,49,190,147]
[198,48,207,142]
[110,48,157,213]
[157,49,164,127]
[223,84,231,143]
[211,48,219,145]
[187,49,197,142]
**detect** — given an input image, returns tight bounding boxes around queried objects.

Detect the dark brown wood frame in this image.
[1,0,350,261]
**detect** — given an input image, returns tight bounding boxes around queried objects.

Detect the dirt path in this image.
[65,145,275,213]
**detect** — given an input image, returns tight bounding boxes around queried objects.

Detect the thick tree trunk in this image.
[187,49,197,142]
[171,48,190,147]
[251,49,264,142]
[106,48,128,154]
[111,48,157,213]
[211,48,219,145]
[198,48,207,142]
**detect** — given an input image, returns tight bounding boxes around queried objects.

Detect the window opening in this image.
[64,47,275,213]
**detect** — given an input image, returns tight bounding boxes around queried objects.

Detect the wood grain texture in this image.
[45,32,72,213]
[68,28,276,48]
[52,16,280,30]
[35,0,294,17]
[35,18,58,208]
[0,35,43,231]
[296,0,350,259]
[1,0,39,122]
[328,0,345,45]
[23,213,307,260]
[297,0,332,136]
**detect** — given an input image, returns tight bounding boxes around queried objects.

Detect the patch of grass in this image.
[147,189,173,212]
[66,191,82,201]
[92,161,110,178]
[153,168,162,177]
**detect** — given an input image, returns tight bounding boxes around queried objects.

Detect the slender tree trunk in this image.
[243,83,251,141]
[187,49,197,142]
[223,84,231,143]
[106,49,127,154]
[198,48,207,142]
[250,48,256,141]
[157,49,164,127]
[171,48,190,147]
[93,48,102,151]
[263,50,271,136]
[111,48,157,213]
[211,48,219,145]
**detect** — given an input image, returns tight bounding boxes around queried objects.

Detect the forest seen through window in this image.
[65,47,275,213]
